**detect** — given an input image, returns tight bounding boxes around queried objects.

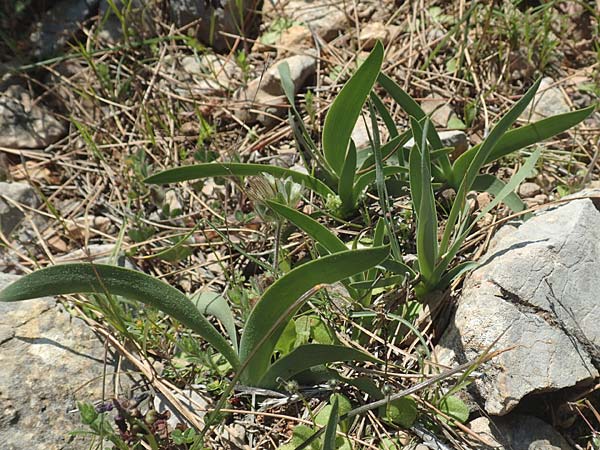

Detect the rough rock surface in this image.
[235,54,316,127]
[359,22,399,49]
[170,0,262,52]
[520,77,570,122]
[273,0,347,41]
[0,85,66,149]
[470,415,572,449]
[0,273,134,450]
[437,191,600,415]
[0,181,39,236]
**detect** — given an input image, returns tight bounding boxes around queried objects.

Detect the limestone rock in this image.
[421,94,454,127]
[518,182,542,198]
[470,415,572,449]
[0,273,134,450]
[359,22,399,50]
[437,190,600,415]
[0,181,39,236]
[276,0,347,41]
[180,54,240,94]
[277,25,313,57]
[235,54,316,127]
[170,0,262,52]
[520,77,570,122]
[0,85,66,149]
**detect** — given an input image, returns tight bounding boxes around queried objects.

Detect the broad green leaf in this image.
[473,148,542,223]
[380,396,418,428]
[438,395,470,423]
[440,78,542,254]
[451,105,595,185]
[378,72,444,149]
[430,148,542,289]
[259,344,378,388]
[338,141,357,214]
[352,166,408,200]
[437,261,479,291]
[278,62,296,105]
[358,130,411,171]
[322,397,339,450]
[323,42,383,176]
[275,319,297,355]
[190,291,238,353]
[0,264,240,369]
[472,174,526,213]
[239,247,389,386]
[144,163,335,199]
[349,275,406,289]
[265,201,347,254]
[378,72,452,176]
[370,92,399,138]
[379,259,416,279]
[411,118,438,280]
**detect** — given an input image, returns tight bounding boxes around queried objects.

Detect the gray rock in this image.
[0,273,134,450]
[520,77,570,122]
[273,0,347,41]
[404,130,468,155]
[421,94,454,127]
[469,415,572,449]
[235,54,316,127]
[0,85,66,149]
[519,182,542,198]
[0,182,39,236]
[359,22,400,50]
[180,54,241,94]
[30,0,99,59]
[170,0,262,52]
[437,190,600,415]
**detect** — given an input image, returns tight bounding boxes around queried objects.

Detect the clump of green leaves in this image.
[0,247,389,389]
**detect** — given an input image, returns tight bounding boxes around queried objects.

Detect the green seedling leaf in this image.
[353,166,408,200]
[338,141,357,214]
[378,72,454,177]
[239,247,390,386]
[259,344,378,388]
[440,78,542,255]
[323,42,383,177]
[451,105,595,185]
[358,130,411,171]
[322,397,339,450]
[429,148,542,290]
[265,201,347,254]
[275,320,297,355]
[472,174,526,213]
[0,264,240,369]
[191,291,238,353]
[145,163,335,199]
[379,259,417,279]
[380,396,418,428]
[279,62,297,105]
[411,117,438,281]
[370,92,399,138]
[438,395,470,423]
